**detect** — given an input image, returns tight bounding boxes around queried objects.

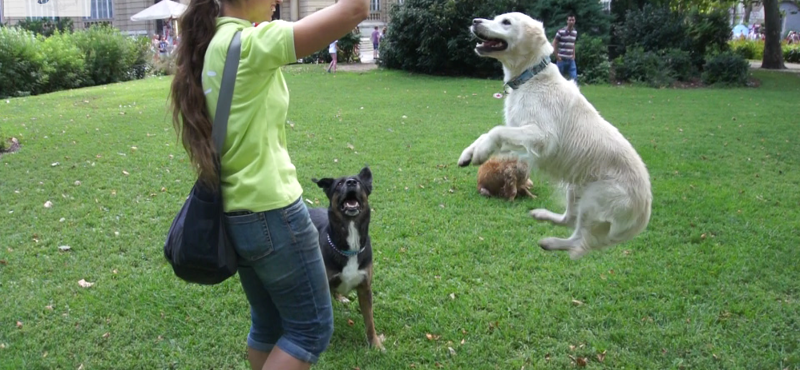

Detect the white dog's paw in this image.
[458,146,475,167]
[471,138,497,166]
[529,209,560,222]
[538,237,563,251]
[335,294,351,304]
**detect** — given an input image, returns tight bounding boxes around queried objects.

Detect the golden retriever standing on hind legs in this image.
[457,12,652,260]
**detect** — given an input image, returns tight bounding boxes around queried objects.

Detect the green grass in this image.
[1,66,799,370]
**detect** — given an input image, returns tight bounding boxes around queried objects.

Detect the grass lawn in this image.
[1,66,799,370]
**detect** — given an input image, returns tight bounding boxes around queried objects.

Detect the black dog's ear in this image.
[358,166,373,195]
[312,177,335,197]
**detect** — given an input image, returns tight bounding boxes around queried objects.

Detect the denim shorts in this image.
[223,197,333,364]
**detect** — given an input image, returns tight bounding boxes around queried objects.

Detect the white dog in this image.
[458,12,652,259]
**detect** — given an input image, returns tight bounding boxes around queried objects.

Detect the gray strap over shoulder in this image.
[212,30,242,159]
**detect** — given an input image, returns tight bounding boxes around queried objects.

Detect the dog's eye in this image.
[502,19,511,25]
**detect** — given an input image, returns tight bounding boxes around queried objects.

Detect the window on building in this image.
[85,0,113,20]
[370,0,379,12]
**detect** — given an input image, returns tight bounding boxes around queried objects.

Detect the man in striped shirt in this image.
[552,14,578,83]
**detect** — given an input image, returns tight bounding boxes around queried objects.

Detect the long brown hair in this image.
[169,0,224,189]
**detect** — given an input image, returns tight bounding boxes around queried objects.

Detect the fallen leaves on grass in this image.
[58,245,71,252]
[16,321,23,329]
[78,279,94,288]
[44,201,53,208]
[425,333,440,341]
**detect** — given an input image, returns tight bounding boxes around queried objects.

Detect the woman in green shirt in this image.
[168,0,370,369]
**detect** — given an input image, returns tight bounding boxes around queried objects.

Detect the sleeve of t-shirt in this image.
[241,20,297,70]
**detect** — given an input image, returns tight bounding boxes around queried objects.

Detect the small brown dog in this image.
[477,157,536,201]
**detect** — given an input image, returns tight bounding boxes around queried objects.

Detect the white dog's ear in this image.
[535,28,554,58]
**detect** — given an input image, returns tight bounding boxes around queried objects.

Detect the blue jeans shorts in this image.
[557,58,578,83]
[223,197,333,364]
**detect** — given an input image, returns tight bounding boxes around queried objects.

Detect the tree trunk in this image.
[744,2,752,23]
[761,0,786,69]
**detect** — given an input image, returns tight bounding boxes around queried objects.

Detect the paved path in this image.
[749,60,800,73]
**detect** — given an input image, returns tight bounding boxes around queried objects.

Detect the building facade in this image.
[1,0,400,37]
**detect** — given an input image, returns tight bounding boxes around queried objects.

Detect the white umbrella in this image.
[130,0,187,21]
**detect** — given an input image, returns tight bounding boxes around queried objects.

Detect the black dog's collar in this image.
[505,57,551,91]
[326,233,364,257]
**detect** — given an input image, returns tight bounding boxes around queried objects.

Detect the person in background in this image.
[327,39,338,73]
[552,13,578,84]
[371,26,380,59]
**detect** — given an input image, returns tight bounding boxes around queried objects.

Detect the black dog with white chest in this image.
[309,166,384,350]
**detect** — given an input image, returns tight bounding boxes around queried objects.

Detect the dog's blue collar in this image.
[327,233,364,257]
[505,58,551,91]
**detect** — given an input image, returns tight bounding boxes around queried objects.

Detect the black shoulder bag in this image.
[163,31,242,285]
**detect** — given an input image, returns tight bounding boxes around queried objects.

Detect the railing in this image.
[367,11,383,22]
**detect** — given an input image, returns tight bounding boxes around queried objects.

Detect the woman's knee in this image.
[317,313,334,352]
[283,307,334,359]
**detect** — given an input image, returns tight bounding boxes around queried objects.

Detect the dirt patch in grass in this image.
[0,137,20,158]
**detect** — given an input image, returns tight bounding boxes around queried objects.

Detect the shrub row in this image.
[611,5,750,87]
[0,24,149,98]
[379,0,611,78]
[729,39,800,63]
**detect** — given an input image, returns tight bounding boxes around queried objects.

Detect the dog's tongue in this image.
[345,200,359,208]
[484,40,501,47]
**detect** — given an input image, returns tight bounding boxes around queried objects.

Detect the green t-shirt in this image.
[202,17,302,213]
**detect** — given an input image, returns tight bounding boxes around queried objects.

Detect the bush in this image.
[40,31,87,93]
[0,25,148,98]
[303,30,361,64]
[380,0,611,77]
[71,24,145,87]
[730,39,764,60]
[126,35,151,80]
[16,17,74,37]
[784,44,800,63]
[612,47,680,87]
[615,4,685,54]
[683,8,731,69]
[0,27,48,98]
[575,35,610,84]
[701,51,749,86]
[662,48,695,81]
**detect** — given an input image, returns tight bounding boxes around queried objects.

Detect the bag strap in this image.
[211,30,242,161]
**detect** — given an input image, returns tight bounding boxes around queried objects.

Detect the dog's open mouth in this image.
[340,194,361,216]
[474,32,508,52]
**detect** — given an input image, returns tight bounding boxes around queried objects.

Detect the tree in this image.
[380,0,612,77]
[760,0,785,69]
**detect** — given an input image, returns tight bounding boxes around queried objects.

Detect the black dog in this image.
[309,166,384,350]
